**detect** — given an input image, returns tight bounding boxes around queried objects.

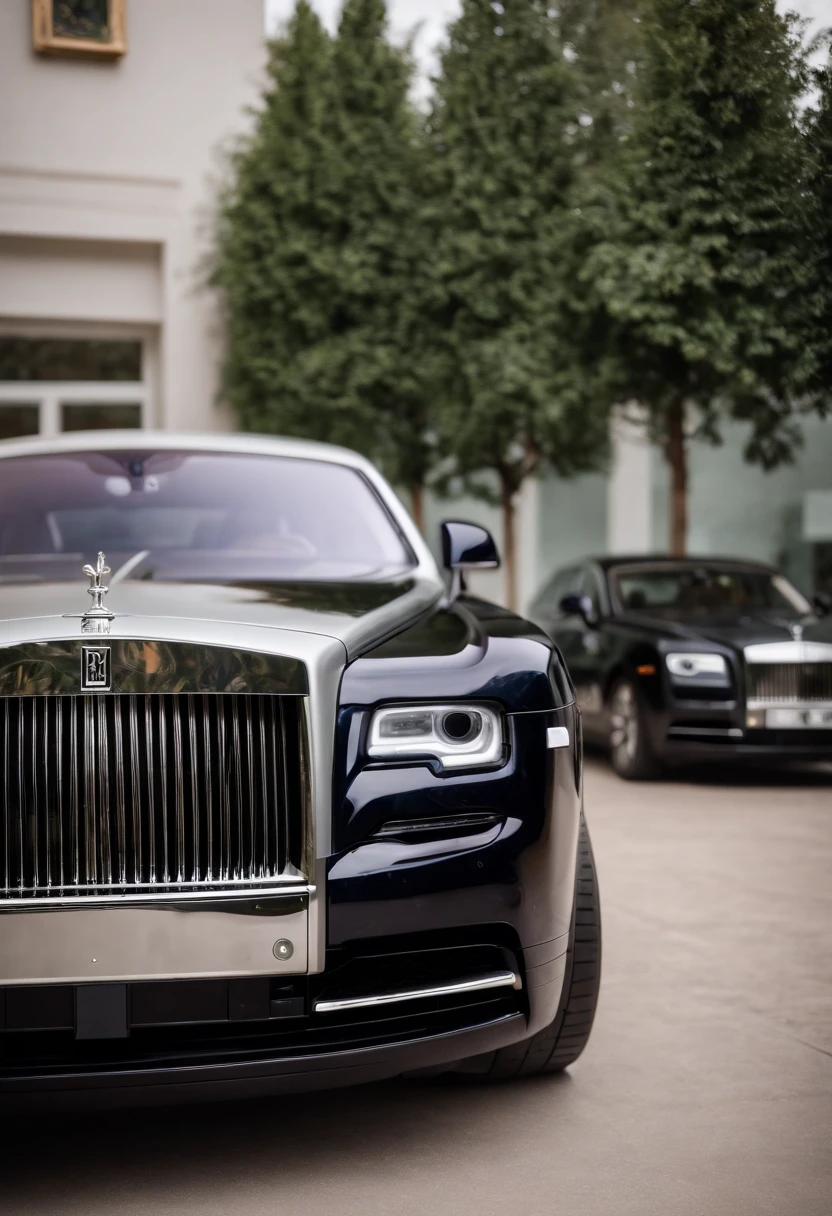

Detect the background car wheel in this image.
[608,677,660,780]
[449,812,601,1081]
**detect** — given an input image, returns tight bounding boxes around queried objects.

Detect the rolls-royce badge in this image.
[81,644,111,691]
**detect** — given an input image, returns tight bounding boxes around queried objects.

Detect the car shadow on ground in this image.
[0,1073,574,1200]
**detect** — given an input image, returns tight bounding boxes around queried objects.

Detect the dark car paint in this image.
[330,595,581,953]
[529,557,832,765]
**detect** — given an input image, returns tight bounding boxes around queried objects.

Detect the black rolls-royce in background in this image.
[529,556,832,780]
[0,433,599,1108]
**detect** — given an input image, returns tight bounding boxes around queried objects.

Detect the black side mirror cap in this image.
[440,520,500,571]
[560,593,595,622]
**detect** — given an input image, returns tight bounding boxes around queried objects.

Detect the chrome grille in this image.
[746,663,832,704]
[0,694,306,900]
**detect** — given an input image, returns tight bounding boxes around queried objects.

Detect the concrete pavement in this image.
[2,758,831,1216]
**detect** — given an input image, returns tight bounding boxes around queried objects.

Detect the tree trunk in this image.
[666,400,687,556]
[410,483,424,534]
[500,476,518,613]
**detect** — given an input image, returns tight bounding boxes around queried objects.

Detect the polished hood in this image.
[0,574,444,661]
[617,609,832,653]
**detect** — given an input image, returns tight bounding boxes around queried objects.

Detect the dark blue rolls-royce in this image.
[0,433,599,1108]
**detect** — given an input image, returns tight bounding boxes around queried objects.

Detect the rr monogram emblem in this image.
[82,645,111,691]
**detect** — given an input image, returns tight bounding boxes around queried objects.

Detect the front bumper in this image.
[0,932,568,1111]
[647,700,832,765]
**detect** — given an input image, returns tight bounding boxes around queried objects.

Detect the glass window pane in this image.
[52,1,111,42]
[0,405,39,441]
[612,564,811,617]
[0,338,141,382]
[0,450,414,580]
[61,404,142,432]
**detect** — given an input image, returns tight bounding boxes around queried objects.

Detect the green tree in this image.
[576,0,819,555]
[804,52,832,401]
[212,0,433,524]
[555,0,642,166]
[427,0,610,610]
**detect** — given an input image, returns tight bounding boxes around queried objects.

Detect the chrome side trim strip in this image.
[0,880,311,910]
[313,970,521,1014]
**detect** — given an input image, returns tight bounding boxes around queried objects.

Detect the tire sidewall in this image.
[608,676,657,780]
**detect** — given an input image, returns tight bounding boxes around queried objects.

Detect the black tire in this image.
[452,812,601,1080]
[608,676,660,780]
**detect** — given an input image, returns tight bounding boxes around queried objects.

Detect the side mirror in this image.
[440,520,500,599]
[813,592,832,617]
[559,593,596,624]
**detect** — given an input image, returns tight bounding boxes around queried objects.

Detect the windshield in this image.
[0,450,414,583]
[611,564,811,618]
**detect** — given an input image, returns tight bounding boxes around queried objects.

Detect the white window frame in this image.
[0,320,157,436]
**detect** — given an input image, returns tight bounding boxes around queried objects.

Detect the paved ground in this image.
[2,758,831,1216]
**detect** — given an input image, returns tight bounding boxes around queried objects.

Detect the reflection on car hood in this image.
[0,576,444,661]
[617,611,832,652]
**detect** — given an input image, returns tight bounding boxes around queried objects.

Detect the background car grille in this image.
[0,694,307,901]
[746,663,832,704]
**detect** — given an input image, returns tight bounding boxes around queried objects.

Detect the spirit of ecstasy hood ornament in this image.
[81,551,115,634]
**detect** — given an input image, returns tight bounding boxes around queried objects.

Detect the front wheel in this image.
[608,677,660,780]
[451,812,601,1080]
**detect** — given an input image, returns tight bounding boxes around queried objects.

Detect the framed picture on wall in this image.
[32,0,127,60]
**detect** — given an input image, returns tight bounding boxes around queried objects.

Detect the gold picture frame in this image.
[32,0,127,61]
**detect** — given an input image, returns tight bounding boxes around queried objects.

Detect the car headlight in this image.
[367,703,505,771]
[666,653,728,680]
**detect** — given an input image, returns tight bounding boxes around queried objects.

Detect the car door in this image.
[557,567,607,727]
[531,565,608,734]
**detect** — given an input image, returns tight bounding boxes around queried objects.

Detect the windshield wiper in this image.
[109,550,150,585]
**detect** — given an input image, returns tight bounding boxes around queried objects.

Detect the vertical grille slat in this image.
[3,703,9,893]
[113,696,127,887]
[145,698,156,885]
[173,699,185,883]
[55,698,64,891]
[187,694,199,885]
[0,694,303,901]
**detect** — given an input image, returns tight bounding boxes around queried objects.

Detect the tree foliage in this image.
[555,0,642,165]
[804,51,832,400]
[212,0,433,517]
[574,0,820,553]
[426,0,611,608]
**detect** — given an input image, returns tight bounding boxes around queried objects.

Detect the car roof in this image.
[587,554,777,575]
[0,429,369,470]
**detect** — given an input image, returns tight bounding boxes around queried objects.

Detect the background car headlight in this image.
[367,703,504,770]
[666,653,728,679]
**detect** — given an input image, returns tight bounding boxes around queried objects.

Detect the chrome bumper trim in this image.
[313,970,521,1014]
[0,881,309,910]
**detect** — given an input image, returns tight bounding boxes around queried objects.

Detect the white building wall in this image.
[606,411,652,555]
[0,0,265,430]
